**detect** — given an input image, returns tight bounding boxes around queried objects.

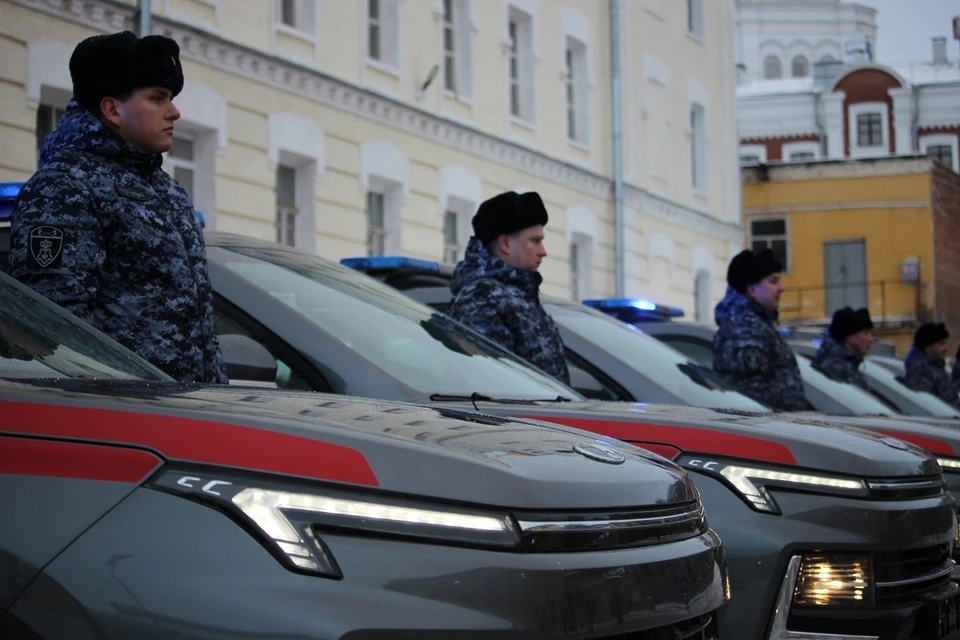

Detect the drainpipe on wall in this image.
[814,93,826,157]
[138,0,152,36]
[609,0,625,297]
[911,85,920,154]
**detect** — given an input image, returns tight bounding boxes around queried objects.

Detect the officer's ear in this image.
[99,91,133,129]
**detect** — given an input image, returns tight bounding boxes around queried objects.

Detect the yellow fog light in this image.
[793,554,873,607]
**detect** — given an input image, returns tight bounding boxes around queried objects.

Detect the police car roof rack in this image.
[583,297,685,321]
[341,256,446,274]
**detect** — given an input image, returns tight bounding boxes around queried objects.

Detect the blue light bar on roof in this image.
[0,182,24,223]
[583,297,685,318]
[340,256,441,273]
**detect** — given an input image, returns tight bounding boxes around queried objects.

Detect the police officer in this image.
[446,191,570,385]
[903,322,960,409]
[712,249,808,411]
[8,31,227,384]
[811,306,874,389]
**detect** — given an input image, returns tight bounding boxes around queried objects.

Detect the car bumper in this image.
[690,473,959,640]
[10,487,729,639]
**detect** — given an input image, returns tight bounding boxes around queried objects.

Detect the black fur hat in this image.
[70,30,184,114]
[829,307,874,342]
[472,191,549,243]
[914,321,949,350]
[726,248,782,293]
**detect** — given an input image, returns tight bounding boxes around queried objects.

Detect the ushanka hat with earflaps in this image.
[471,191,549,243]
[726,248,782,294]
[70,30,184,114]
[914,321,949,350]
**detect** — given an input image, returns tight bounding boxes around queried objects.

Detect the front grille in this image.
[513,500,707,553]
[866,475,946,501]
[874,543,955,607]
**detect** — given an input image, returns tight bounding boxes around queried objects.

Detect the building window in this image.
[749,218,788,272]
[443,0,456,91]
[564,39,589,144]
[789,152,815,162]
[690,104,707,191]
[367,0,399,68]
[275,165,297,247]
[275,0,315,34]
[443,210,461,263]
[569,242,580,301]
[506,7,534,122]
[569,235,592,301]
[686,0,703,38]
[856,113,883,147]
[35,104,65,159]
[763,55,782,79]
[694,269,711,324]
[791,55,809,77]
[928,145,953,167]
[740,154,762,166]
[366,191,386,256]
[167,136,196,203]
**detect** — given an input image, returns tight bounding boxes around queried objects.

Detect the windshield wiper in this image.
[429,392,557,411]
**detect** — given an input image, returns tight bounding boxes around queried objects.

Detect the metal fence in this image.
[777,279,929,327]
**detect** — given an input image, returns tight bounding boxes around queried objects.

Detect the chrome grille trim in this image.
[517,502,706,533]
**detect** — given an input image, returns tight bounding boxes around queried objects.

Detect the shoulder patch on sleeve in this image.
[26,225,65,270]
[741,346,766,373]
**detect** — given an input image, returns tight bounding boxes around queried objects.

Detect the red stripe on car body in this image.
[3,401,379,486]
[872,430,954,456]
[525,416,797,465]
[0,435,160,482]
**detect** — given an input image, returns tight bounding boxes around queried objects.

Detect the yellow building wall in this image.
[743,172,934,341]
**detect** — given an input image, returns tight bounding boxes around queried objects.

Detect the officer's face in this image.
[499,225,547,271]
[102,87,181,154]
[926,339,950,361]
[747,273,784,312]
[846,329,874,355]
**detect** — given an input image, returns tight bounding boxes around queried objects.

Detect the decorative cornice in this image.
[11,0,743,243]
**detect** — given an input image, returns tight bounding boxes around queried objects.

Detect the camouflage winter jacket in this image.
[447,238,571,385]
[903,347,960,409]
[8,101,227,384]
[712,287,808,412]
[811,333,868,390]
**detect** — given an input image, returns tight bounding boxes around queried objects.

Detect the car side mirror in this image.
[218,334,278,385]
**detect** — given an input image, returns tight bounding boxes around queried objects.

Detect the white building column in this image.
[821,91,846,160]
[889,87,916,156]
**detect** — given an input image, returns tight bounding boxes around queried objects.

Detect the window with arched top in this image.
[791,55,809,77]
[819,54,837,64]
[763,55,782,79]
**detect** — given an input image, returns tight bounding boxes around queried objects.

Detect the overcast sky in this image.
[857,0,959,66]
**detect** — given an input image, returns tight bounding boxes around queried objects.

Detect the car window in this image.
[0,273,169,381]
[654,335,715,369]
[862,359,960,418]
[797,355,897,416]
[546,305,770,412]
[216,247,578,401]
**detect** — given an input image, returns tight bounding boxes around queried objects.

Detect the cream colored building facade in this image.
[0,0,743,319]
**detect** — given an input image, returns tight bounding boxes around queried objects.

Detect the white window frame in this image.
[763,55,782,79]
[919,133,959,172]
[848,102,889,158]
[686,0,704,40]
[275,164,299,248]
[566,205,597,302]
[560,8,591,148]
[166,133,198,205]
[748,217,790,274]
[267,112,324,253]
[366,0,401,73]
[694,269,712,324]
[438,164,481,262]
[739,143,767,166]
[791,55,809,78]
[438,0,475,102]
[163,0,220,34]
[273,0,317,38]
[643,54,671,188]
[365,190,388,257]
[360,141,408,256]
[782,140,821,162]
[503,0,538,127]
[687,78,710,197]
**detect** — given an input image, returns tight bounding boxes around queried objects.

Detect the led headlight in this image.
[937,456,960,472]
[150,469,521,578]
[679,457,869,514]
[792,554,872,608]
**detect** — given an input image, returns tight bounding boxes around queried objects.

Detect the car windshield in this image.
[0,272,171,382]
[216,246,579,401]
[862,358,960,418]
[797,355,897,416]
[547,304,771,412]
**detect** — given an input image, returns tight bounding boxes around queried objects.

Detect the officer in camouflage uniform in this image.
[811,306,874,390]
[8,31,227,384]
[712,249,808,412]
[952,345,960,386]
[903,322,960,409]
[447,191,570,385]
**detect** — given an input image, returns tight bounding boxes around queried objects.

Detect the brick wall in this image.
[930,162,960,347]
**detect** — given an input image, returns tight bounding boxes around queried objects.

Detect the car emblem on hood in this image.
[880,436,910,450]
[573,443,626,465]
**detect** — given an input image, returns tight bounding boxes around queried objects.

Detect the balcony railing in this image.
[778,279,929,327]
